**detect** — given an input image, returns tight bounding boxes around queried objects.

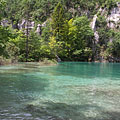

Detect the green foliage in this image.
[105,0,117,11]
[41,21,51,42]
[1,0,120,63]
[96,15,112,46]
[4,0,118,23]
[71,16,94,60]
[0,0,6,20]
[5,42,19,59]
[96,16,107,28]
[51,3,65,39]
[107,32,120,58]
[10,30,42,62]
[0,26,12,57]
[50,3,69,59]
[27,31,41,61]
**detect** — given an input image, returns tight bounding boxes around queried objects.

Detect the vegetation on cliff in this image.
[0,0,120,63]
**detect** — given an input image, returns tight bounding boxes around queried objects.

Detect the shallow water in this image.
[0,62,120,120]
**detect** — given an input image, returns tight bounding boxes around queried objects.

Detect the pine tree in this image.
[51,2,66,42]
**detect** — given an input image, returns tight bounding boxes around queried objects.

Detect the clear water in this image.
[0,62,120,120]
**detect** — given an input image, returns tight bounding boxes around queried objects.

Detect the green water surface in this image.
[0,62,120,120]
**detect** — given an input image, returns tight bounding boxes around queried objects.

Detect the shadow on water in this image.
[0,73,50,112]
[0,72,50,119]
[25,101,120,120]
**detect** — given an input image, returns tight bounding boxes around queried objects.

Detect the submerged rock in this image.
[25,104,64,120]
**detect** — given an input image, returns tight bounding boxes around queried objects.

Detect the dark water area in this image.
[0,62,120,120]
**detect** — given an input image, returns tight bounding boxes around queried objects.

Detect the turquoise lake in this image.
[0,62,120,120]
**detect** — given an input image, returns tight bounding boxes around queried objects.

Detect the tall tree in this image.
[51,2,66,41]
[51,2,69,59]
[21,0,32,62]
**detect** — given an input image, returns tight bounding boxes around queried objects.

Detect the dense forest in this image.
[0,0,120,63]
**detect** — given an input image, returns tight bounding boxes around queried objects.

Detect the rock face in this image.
[18,19,48,35]
[1,18,48,35]
[36,24,42,35]
[90,3,120,43]
[18,19,35,30]
[90,3,120,62]
[90,15,97,31]
[107,2,120,29]
[1,19,9,27]
[90,15,99,43]
[36,21,47,35]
